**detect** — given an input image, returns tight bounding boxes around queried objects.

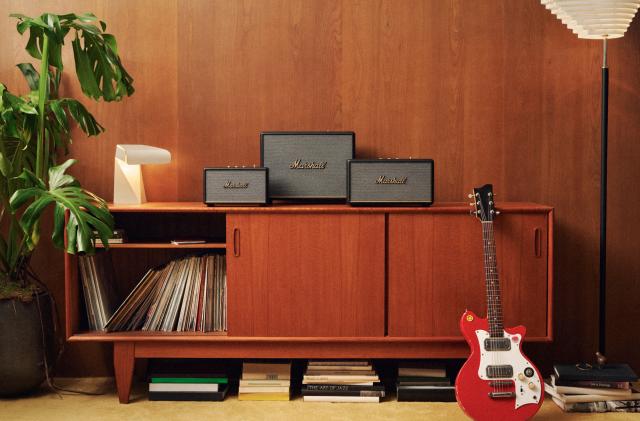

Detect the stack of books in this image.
[104,254,226,332]
[93,228,126,245]
[238,362,291,401]
[148,372,229,401]
[301,360,384,403]
[546,363,640,412]
[396,362,455,402]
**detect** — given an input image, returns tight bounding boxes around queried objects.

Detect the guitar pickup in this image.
[484,337,511,351]
[486,365,514,378]
[489,381,513,388]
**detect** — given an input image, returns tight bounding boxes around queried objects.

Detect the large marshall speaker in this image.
[347,159,434,206]
[203,167,268,205]
[260,132,355,200]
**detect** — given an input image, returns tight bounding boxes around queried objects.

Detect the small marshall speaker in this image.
[203,167,268,205]
[347,159,434,206]
[260,132,355,201]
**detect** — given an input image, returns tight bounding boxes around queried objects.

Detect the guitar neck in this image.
[481,221,504,337]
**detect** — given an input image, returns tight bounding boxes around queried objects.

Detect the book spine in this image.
[397,387,456,402]
[303,385,385,392]
[148,391,226,401]
[151,377,228,384]
[149,383,219,392]
[302,396,379,403]
[555,379,630,390]
[302,389,385,397]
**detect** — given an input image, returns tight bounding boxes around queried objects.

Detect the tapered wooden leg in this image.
[114,342,135,404]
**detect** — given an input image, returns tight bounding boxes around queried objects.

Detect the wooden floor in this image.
[0,378,638,421]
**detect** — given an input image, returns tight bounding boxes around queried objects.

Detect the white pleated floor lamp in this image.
[540,0,640,355]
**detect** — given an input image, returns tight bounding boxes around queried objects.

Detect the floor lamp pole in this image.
[599,38,609,356]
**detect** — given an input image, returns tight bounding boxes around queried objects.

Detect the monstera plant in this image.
[0,12,133,396]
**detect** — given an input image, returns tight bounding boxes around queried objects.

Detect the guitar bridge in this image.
[489,391,516,399]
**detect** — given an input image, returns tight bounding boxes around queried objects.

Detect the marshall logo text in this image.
[376,176,408,184]
[289,159,327,170]
[223,180,249,189]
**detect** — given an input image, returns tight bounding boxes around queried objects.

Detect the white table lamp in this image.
[114,144,171,204]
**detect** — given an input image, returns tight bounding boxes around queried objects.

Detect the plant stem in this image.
[36,34,50,180]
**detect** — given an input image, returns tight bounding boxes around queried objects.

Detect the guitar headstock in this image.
[468,184,500,222]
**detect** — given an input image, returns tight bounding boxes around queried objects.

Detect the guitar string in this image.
[486,221,502,392]
[489,222,506,387]
[488,222,505,390]
[483,219,506,392]
[482,219,499,392]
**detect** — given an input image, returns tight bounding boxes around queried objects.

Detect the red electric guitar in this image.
[455,185,544,421]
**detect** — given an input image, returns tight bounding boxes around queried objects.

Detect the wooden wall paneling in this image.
[0,0,179,376]
[177,0,345,201]
[460,2,506,193]
[341,0,467,194]
[607,22,640,369]
[1,0,639,375]
[227,213,385,337]
[540,12,602,366]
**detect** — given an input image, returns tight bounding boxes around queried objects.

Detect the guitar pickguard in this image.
[476,329,542,408]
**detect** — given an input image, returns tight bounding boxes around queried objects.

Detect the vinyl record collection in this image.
[104,254,226,332]
[301,361,384,403]
[545,363,640,413]
[78,254,119,331]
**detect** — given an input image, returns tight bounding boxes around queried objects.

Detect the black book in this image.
[149,385,228,401]
[396,385,456,402]
[397,380,451,386]
[554,364,638,382]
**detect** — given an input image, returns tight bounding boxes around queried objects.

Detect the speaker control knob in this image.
[528,382,536,390]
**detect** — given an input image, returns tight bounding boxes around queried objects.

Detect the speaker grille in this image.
[348,160,434,205]
[261,132,355,200]
[203,168,268,205]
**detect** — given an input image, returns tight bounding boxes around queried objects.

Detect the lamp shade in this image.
[541,0,640,39]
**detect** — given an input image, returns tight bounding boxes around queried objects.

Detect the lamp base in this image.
[113,158,147,205]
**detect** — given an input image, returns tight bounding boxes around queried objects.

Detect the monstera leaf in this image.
[9,159,113,255]
[11,12,134,101]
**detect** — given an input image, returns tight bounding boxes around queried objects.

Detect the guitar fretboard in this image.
[482,221,504,337]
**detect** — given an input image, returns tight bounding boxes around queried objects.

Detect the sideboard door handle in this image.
[233,228,240,257]
[534,228,542,258]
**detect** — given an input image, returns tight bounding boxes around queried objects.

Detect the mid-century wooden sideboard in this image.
[64,202,553,403]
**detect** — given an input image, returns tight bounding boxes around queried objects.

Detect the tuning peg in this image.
[496,210,500,215]
[468,194,474,199]
[469,202,475,206]
[469,210,475,216]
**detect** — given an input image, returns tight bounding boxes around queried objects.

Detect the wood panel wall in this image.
[1,0,638,376]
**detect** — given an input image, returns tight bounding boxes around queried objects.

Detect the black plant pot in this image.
[0,291,56,396]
